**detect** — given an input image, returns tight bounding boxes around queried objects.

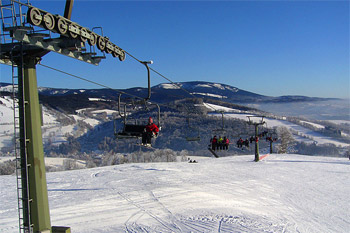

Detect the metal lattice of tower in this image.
[1,1,126,232]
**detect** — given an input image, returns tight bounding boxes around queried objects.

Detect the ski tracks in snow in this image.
[119,188,288,233]
[118,190,184,232]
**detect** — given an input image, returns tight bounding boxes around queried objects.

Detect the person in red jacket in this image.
[142,117,159,146]
[210,135,218,151]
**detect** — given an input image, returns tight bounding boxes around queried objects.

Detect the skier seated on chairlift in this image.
[218,136,224,150]
[244,139,249,148]
[210,135,218,151]
[142,117,159,147]
[266,136,278,142]
[237,137,244,148]
[223,136,229,150]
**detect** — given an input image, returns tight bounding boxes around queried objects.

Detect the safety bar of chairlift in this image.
[117,101,160,130]
[118,94,134,118]
[116,94,128,130]
[213,111,225,131]
[118,93,138,120]
[147,102,161,129]
[118,94,160,127]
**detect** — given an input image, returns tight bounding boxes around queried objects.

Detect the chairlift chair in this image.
[114,100,144,139]
[114,60,161,140]
[185,117,201,142]
[114,95,161,140]
[211,111,228,137]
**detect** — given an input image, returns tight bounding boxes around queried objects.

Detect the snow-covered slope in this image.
[205,103,350,147]
[0,96,113,150]
[0,96,16,150]
[1,154,349,232]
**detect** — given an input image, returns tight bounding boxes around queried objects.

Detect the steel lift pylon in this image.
[0,0,126,232]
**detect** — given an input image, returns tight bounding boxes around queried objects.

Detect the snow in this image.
[88,98,108,102]
[160,83,181,89]
[42,125,76,144]
[299,120,325,130]
[0,85,14,93]
[0,156,86,168]
[91,109,118,116]
[193,92,227,99]
[195,84,213,88]
[203,103,241,112]
[330,120,350,125]
[75,108,92,114]
[0,96,108,148]
[1,154,349,232]
[0,97,15,148]
[212,83,225,90]
[194,83,238,92]
[83,118,100,127]
[42,106,59,125]
[41,90,69,95]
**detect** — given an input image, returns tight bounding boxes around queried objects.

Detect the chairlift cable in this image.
[38,62,233,143]
[38,62,232,146]
[124,50,218,113]
[38,62,145,101]
[39,48,219,115]
[38,62,193,114]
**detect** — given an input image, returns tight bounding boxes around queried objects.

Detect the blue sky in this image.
[1,0,349,98]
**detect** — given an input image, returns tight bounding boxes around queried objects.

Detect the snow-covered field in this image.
[1,154,349,232]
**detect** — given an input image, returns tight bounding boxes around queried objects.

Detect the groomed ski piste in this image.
[1,154,349,232]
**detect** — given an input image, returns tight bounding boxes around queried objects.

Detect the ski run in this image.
[1,153,349,232]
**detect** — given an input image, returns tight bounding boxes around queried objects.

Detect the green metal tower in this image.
[0,0,125,232]
[247,116,266,162]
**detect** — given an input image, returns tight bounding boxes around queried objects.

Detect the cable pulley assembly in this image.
[27,6,125,61]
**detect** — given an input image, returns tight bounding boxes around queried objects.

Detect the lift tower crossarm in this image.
[10,28,102,65]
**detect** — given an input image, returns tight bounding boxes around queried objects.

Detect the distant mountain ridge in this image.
[1,81,348,155]
[0,81,334,110]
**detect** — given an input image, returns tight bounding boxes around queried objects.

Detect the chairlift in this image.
[185,117,201,142]
[265,128,278,142]
[207,111,232,156]
[113,60,161,140]
[114,94,161,140]
[212,111,227,135]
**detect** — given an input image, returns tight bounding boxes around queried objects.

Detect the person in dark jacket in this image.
[142,117,159,146]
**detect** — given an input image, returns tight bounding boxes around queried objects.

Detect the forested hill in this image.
[0,81,334,113]
[1,81,347,158]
